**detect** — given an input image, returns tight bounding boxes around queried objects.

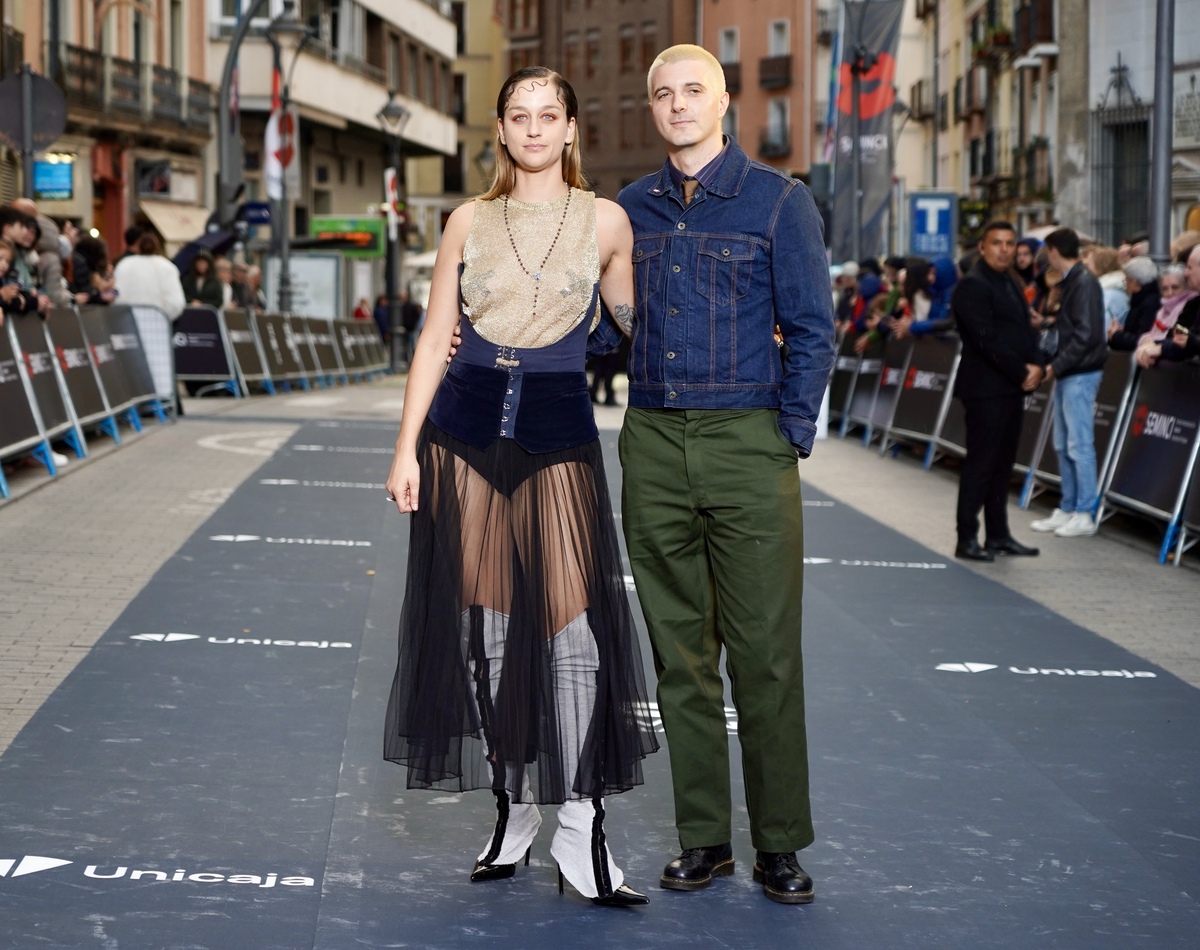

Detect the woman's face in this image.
[1160,274,1184,299]
[1016,245,1034,270]
[498,79,575,175]
[195,257,210,275]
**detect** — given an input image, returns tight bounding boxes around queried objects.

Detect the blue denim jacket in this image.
[604,138,835,457]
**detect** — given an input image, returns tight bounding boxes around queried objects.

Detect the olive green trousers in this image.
[619,408,813,853]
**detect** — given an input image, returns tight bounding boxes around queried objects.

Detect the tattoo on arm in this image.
[614,303,634,333]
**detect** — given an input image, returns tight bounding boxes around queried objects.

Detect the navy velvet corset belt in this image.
[426,315,598,454]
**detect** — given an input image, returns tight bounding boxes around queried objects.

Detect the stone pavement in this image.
[0,375,1195,757]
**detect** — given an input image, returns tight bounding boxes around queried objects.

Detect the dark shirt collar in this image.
[667,137,730,191]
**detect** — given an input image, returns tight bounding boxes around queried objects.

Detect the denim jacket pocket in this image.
[696,237,755,306]
[633,237,666,313]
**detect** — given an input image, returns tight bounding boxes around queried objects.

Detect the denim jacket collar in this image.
[644,136,753,204]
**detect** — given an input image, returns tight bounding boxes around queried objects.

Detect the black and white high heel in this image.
[557,864,649,906]
[471,846,531,883]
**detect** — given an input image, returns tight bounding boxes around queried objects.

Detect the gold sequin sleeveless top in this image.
[460,188,601,349]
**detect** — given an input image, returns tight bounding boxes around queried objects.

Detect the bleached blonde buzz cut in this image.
[646,44,726,101]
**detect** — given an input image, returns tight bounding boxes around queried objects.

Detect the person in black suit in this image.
[951,221,1045,561]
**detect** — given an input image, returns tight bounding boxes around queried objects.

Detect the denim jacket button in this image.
[667,391,678,400]
[667,351,676,360]
[669,308,679,315]
[722,248,731,257]
[672,265,681,273]
[677,222,686,230]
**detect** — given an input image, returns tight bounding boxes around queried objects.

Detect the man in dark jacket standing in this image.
[951,220,1044,561]
[1031,228,1108,538]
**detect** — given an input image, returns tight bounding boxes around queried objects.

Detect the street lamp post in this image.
[265,1,310,314]
[377,90,411,372]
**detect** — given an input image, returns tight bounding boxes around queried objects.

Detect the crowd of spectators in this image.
[830,226,1200,370]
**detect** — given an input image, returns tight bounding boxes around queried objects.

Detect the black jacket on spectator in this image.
[1160,295,1200,361]
[952,259,1042,400]
[1108,282,1161,352]
[1051,262,1108,378]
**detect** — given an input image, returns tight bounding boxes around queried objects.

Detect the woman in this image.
[1015,237,1041,288]
[70,235,118,305]
[1084,245,1130,330]
[382,67,657,907]
[111,231,186,319]
[1107,256,1160,351]
[1134,263,1195,367]
[181,250,223,310]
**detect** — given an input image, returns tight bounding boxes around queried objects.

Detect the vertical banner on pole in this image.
[830,0,905,263]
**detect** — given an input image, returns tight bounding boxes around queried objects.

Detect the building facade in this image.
[5,0,216,255]
[206,0,458,269]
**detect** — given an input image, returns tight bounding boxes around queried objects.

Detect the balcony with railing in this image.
[965,64,988,116]
[972,25,1014,63]
[817,7,835,47]
[1,26,23,78]
[910,77,936,121]
[759,125,791,159]
[52,43,213,134]
[1014,138,1053,201]
[723,61,742,95]
[759,55,792,90]
[1014,0,1056,54]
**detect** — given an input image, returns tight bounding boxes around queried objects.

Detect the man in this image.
[950,221,1044,561]
[614,44,834,905]
[1030,228,1108,538]
[230,261,254,310]
[12,197,71,307]
[244,265,266,311]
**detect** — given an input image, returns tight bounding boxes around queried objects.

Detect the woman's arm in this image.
[595,198,635,336]
[384,201,474,512]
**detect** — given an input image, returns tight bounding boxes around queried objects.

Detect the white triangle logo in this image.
[936,662,999,673]
[130,633,201,643]
[0,856,73,877]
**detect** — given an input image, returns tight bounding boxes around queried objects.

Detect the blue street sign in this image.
[909,192,959,258]
[240,201,272,225]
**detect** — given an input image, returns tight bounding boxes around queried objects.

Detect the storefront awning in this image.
[138,200,214,254]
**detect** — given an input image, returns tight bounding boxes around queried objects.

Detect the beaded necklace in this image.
[502,188,573,320]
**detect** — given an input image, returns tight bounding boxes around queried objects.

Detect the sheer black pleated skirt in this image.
[384,422,659,803]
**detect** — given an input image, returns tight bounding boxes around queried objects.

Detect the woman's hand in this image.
[385,452,421,514]
[1135,341,1161,369]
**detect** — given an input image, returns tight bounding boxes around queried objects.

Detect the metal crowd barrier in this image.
[0,305,170,499]
[172,311,389,396]
[827,334,1198,566]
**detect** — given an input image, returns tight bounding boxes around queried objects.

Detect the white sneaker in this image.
[51,451,69,467]
[1054,512,1098,537]
[1031,508,1072,532]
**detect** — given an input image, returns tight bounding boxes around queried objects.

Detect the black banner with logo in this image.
[887,334,960,441]
[1013,382,1054,472]
[844,338,886,431]
[224,309,268,383]
[1106,360,1200,517]
[869,336,914,431]
[304,318,342,377]
[9,313,72,437]
[102,306,157,402]
[291,318,322,377]
[334,319,364,374]
[254,313,305,380]
[828,332,859,421]
[173,308,233,379]
[77,307,132,411]
[0,321,41,454]
[47,307,108,424]
[830,0,905,262]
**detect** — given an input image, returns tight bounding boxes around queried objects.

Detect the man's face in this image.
[1015,244,1034,271]
[1186,248,1200,292]
[979,228,1017,272]
[216,261,232,283]
[648,59,728,152]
